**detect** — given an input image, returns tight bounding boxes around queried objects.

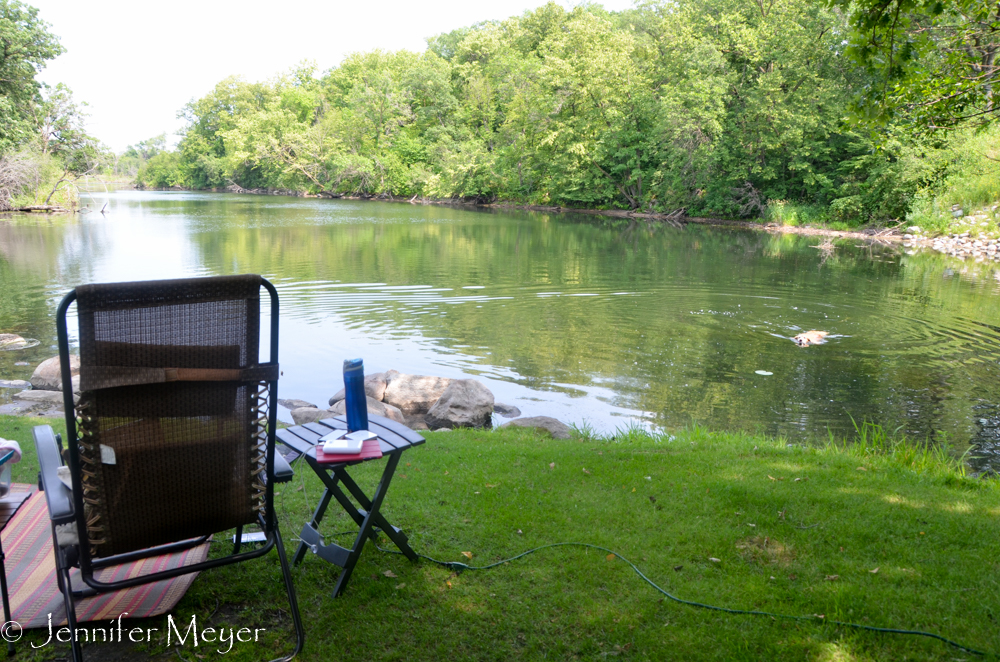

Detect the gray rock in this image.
[278,398,317,410]
[329,396,406,424]
[0,380,31,389]
[328,372,388,406]
[382,372,453,415]
[493,402,522,419]
[502,416,573,439]
[404,413,428,430]
[290,407,335,426]
[14,389,77,405]
[425,379,494,429]
[0,402,42,416]
[0,334,29,350]
[31,355,80,391]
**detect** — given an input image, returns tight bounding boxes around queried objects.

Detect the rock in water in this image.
[792,330,828,347]
[328,372,388,406]
[31,355,80,391]
[493,403,521,419]
[0,380,31,390]
[501,416,572,440]
[382,372,453,415]
[278,398,317,410]
[0,334,28,350]
[329,396,406,424]
[290,407,334,426]
[425,379,494,429]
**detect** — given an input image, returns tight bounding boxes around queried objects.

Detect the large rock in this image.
[329,396,406,424]
[278,398,317,410]
[0,380,31,390]
[502,416,572,440]
[382,371,453,415]
[13,389,79,406]
[290,407,335,426]
[30,355,80,391]
[0,334,29,350]
[425,379,494,429]
[328,372,388,406]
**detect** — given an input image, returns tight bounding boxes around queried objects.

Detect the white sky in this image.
[30,0,635,152]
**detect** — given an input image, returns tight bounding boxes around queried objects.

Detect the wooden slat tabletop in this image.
[276,415,424,466]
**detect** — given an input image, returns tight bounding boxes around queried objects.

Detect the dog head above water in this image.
[793,330,829,346]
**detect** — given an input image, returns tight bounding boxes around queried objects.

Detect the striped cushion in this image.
[2,488,209,628]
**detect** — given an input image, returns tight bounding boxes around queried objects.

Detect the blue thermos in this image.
[343,358,368,432]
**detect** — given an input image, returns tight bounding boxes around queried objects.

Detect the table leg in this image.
[332,451,402,598]
[292,482,335,566]
[337,459,418,561]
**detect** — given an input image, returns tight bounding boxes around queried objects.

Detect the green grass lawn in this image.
[1,415,998,661]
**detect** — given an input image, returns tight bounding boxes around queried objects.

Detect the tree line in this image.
[2,0,997,224]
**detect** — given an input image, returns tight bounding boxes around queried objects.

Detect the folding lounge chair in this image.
[32,275,304,662]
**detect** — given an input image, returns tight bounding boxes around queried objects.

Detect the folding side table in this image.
[276,414,424,597]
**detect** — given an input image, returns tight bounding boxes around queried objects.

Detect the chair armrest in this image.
[273,450,294,484]
[33,424,75,523]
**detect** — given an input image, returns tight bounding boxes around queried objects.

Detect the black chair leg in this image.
[270,529,304,662]
[59,565,83,662]
[233,525,243,554]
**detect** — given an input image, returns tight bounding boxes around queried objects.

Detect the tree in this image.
[835,0,1000,129]
[0,0,63,151]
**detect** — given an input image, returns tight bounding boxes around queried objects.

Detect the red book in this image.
[315,437,383,464]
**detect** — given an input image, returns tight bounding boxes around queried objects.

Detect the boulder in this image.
[0,334,28,350]
[328,372,388,406]
[278,398,317,410]
[13,389,78,405]
[329,396,406,424]
[493,403,522,419]
[502,416,572,440]
[290,407,335,426]
[404,413,428,430]
[0,380,31,390]
[425,379,494,429]
[382,372,453,415]
[30,355,80,391]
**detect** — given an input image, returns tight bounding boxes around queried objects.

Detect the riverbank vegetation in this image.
[0,2,111,213]
[125,0,998,233]
[0,414,996,660]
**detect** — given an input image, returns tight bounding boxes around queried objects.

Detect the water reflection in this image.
[2,190,1000,471]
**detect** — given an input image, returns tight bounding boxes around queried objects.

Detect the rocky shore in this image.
[0,344,574,438]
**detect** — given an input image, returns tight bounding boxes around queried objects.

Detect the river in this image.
[2,190,999,471]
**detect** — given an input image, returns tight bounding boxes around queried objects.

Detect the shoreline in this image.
[123,185,906,243]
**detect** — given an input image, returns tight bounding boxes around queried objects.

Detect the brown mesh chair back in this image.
[71,275,278,558]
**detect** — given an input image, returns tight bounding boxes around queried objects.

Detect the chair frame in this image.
[34,276,303,662]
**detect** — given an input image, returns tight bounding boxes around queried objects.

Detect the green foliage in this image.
[139,0,993,225]
[907,123,1000,233]
[832,0,1000,131]
[0,0,63,153]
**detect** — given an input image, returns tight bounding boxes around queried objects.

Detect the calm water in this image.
[2,190,1000,470]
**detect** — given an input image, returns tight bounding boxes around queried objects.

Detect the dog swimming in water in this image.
[792,330,829,346]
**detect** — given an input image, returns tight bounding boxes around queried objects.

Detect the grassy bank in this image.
[1,415,997,661]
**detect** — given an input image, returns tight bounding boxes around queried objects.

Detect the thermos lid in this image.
[344,358,364,370]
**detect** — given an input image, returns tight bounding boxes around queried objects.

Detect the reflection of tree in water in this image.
[184,203,1000,468]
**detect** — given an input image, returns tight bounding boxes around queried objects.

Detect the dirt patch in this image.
[735,536,795,566]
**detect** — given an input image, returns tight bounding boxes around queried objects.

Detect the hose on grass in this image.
[370,538,990,657]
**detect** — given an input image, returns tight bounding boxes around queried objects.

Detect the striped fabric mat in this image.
[2,489,210,628]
